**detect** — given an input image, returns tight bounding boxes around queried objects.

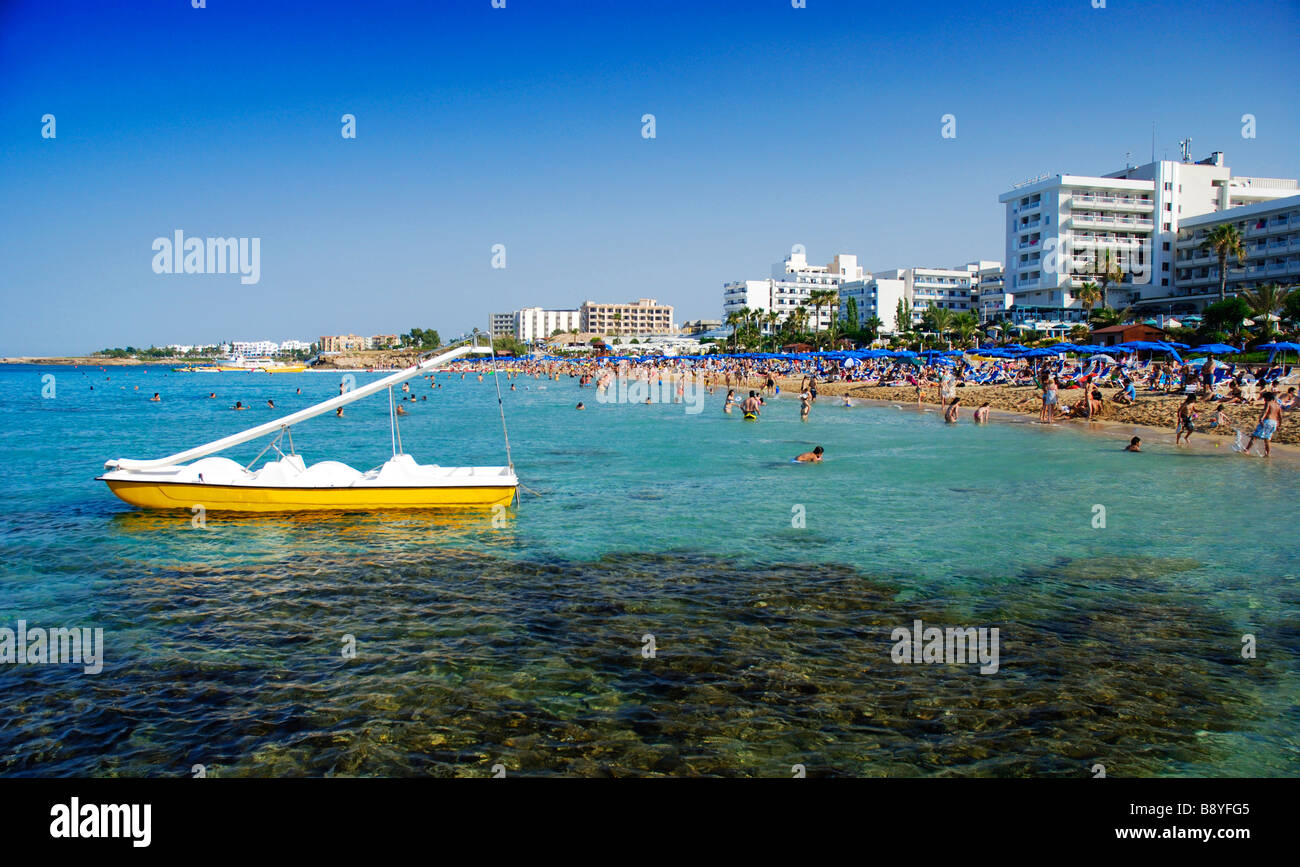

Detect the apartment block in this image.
[579,298,674,335]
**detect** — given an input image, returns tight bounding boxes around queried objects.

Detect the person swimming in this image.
[150,393,161,402]
[233,401,246,410]
[1124,436,1141,452]
[576,402,585,410]
[794,446,824,463]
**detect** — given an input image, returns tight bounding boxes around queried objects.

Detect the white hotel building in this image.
[723,250,864,334]
[998,152,1297,319]
[513,307,582,343]
[840,261,1000,333]
[1172,193,1300,308]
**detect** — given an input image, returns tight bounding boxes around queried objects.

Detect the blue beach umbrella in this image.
[1190,344,1241,355]
[1264,341,1300,362]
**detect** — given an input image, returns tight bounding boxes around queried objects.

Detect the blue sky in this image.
[2,0,1298,355]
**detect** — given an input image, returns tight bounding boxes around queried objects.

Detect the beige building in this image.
[579,298,674,335]
[319,334,367,352]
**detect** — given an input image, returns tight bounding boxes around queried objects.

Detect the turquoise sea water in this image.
[1,363,1297,777]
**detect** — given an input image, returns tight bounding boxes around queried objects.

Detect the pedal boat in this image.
[99,343,518,512]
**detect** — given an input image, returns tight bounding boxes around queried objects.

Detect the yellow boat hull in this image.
[103,480,516,512]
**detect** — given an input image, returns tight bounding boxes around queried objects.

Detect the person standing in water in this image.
[741,390,764,419]
[1175,394,1198,445]
[723,388,736,414]
[1243,392,1282,457]
[973,401,991,423]
[800,388,811,421]
[944,396,960,423]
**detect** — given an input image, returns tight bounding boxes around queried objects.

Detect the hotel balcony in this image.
[1070,193,1155,212]
[1067,213,1154,231]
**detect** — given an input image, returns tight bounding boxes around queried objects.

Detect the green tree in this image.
[1203,224,1247,301]
[1241,283,1292,340]
[1074,281,1102,314]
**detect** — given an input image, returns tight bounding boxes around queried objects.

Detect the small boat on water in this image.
[174,355,307,373]
[101,342,518,512]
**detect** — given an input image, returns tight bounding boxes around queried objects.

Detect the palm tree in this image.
[765,310,781,351]
[825,289,841,347]
[1204,224,1247,301]
[1092,250,1124,310]
[1241,283,1292,339]
[951,312,979,348]
[791,305,809,341]
[1075,280,1102,314]
[807,289,834,345]
[736,306,752,349]
[612,312,623,336]
[922,306,953,345]
[863,315,884,345]
[1069,324,1092,343]
[725,311,742,353]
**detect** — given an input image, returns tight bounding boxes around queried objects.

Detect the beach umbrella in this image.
[1165,318,1182,329]
[1091,354,1116,364]
[1264,341,1300,363]
[892,350,918,358]
[1190,343,1240,355]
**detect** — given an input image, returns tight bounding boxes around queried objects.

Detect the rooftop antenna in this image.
[1125,151,1132,171]
[1179,137,1192,163]
[1151,122,1155,163]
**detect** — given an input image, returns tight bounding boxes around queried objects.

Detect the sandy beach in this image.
[751,375,1300,447]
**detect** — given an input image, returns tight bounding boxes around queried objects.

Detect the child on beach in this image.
[1243,392,1282,457]
[1175,395,1197,445]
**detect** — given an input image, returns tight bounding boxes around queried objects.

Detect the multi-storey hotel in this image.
[1171,194,1300,309]
[514,307,582,342]
[488,312,517,338]
[840,261,1000,333]
[722,250,864,333]
[838,275,906,332]
[579,298,674,335]
[998,152,1297,320]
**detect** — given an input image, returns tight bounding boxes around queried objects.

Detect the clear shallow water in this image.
[1,364,1297,777]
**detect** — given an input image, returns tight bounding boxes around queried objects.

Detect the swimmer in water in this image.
[576,402,585,410]
[1124,436,1141,452]
[335,407,344,417]
[150,393,160,402]
[741,390,764,419]
[794,446,824,463]
[233,401,246,410]
[723,388,736,414]
[973,401,990,423]
[208,393,216,399]
[267,399,275,408]
[944,396,960,423]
